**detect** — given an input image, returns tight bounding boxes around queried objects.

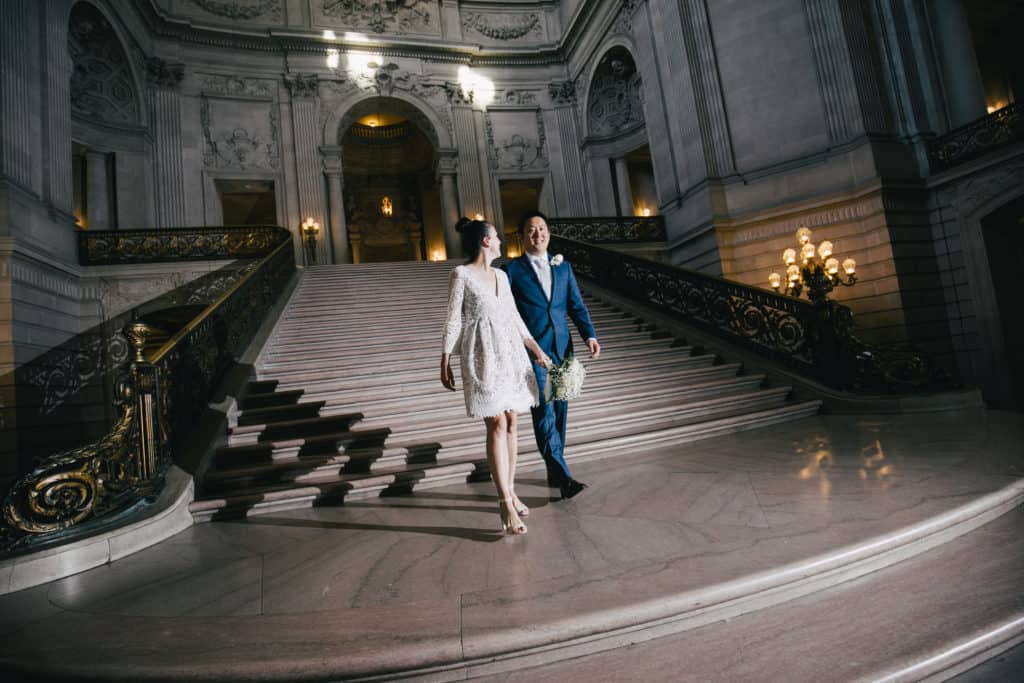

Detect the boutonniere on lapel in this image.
[549,254,564,267]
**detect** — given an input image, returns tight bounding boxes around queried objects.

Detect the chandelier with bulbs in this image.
[769,226,857,305]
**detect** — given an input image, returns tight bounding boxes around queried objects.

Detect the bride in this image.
[440,217,551,535]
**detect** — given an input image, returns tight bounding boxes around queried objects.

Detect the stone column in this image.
[321,145,350,264]
[614,157,634,216]
[446,86,486,220]
[285,74,330,263]
[0,0,39,196]
[549,81,589,216]
[930,0,986,127]
[85,150,110,230]
[147,58,186,227]
[437,152,461,260]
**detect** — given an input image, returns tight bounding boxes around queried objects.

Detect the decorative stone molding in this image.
[548,80,576,106]
[200,96,281,170]
[436,152,458,175]
[497,89,538,106]
[284,73,319,98]
[485,111,549,171]
[444,81,474,106]
[185,0,283,21]
[614,0,643,34]
[69,3,140,125]
[462,12,543,41]
[956,157,1024,218]
[587,47,644,139]
[728,194,886,246]
[146,58,185,89]
[196,73,274,98]
[317,0,435,35]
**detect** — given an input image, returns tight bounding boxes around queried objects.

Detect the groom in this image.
[504,211,601,499]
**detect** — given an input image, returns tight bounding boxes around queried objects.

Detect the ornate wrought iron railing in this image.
[78,224,285,265]
[927,102,1022,174]
[551,234,954,394]
[547,216,666,243]
[2,226,294,549]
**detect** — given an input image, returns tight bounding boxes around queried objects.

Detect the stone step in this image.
[233,400,325,427]
[238,388,305,410]
[227,412,363,447]
[191,401,820,521]
[214,426,392,469]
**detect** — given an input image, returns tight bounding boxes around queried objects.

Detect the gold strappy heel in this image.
[499,498,528,535]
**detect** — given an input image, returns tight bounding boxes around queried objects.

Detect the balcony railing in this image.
[547,216,666,243]
[550,234,954,394]
[927,102,1022,174]
[2,226,294,550]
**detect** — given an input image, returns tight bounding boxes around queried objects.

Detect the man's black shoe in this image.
[559,478,587,500]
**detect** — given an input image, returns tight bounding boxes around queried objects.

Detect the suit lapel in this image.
[549,261,562,306]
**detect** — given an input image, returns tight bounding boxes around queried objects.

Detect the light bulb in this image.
[787,264,800,281]
[801,242,816,260]
[783,248,796,265]
[818,240,833,259]
[769,272,782,289]
[796,226,812,244]
[843,258,856,275]
[825,257,839,274]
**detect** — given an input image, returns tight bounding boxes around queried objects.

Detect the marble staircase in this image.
[191,261,821,521]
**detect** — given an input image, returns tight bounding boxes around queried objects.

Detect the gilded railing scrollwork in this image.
[548,216,666,243]
[2,226,293,549]
[551,234,955,394]
[927,103,1021,174]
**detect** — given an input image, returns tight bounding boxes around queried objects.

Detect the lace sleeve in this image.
[442,267,465,354]
[501,270,533,343]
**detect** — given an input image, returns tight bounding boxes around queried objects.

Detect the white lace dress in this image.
[442,265,540,418]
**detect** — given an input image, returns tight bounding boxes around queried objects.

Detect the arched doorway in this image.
[979,195,1024,409]
[338,97,445,263]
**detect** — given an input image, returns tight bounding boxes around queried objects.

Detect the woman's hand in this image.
[440,354,456,391]
[525,339,552,368]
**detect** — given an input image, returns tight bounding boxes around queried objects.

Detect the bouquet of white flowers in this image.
[544,355,586,401]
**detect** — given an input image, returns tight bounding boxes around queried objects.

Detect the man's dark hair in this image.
[518,210,549,234]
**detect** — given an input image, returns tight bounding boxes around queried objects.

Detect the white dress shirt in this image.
[527,252,552,300]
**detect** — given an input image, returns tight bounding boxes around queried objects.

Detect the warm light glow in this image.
[825,257,840,274]
[326,49,340,69]
[380,196,393,216]
[430,248,446,261]
[457,65,495,107]
[842,257,856,275]
[796,226,812,244]
[473,213,484,221]
[768,272,782,289]
[787,264,800,281]
[818,240,833,259]
[302,217,320,235]
[987,105,996,114]
[506,246,521,258]
[801,242,816,260]
[783,248,797,265]
[639,207,651,217]
[367,119,378,127]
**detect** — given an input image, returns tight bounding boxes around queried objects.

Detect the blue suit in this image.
[503,255,597,485]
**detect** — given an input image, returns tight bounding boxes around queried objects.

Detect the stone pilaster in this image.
[678,0,735,178]
[446,85,486,221]
[148,58,186,227]
[85,151,110,230]
[321,145,350,265]
[803,0,860,144]
[42,0,73,217]
[0,0,40,196]
[437,152,461,259]
[285,74,330,263]
[549,81,588,216]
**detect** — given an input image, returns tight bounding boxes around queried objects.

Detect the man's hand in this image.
[587,338,601,360]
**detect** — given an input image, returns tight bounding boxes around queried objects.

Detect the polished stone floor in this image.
[1,408,1022,680]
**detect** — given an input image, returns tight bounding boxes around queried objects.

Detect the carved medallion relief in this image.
[314,0,439,36]
[69,3,140,125]
[587,47,644,139]
[462,12,545,42]
[485,111,549,172]
[179,0,283,23]
[200,95,281,170]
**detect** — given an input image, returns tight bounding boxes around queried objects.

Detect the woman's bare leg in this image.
[504,411,528,515]
[486,414,525,533]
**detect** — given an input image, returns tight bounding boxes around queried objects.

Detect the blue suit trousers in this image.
[531,363,571,484]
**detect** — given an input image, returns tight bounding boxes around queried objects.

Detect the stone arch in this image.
[68,1,144,128]
[582,42,645,140]
[324,90,453,151]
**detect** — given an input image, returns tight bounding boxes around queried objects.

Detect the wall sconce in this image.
[769,225,856,305]
[430,248,445,262]
[473,213,484,221]
[302,216,320,266]
[639,207,652,217]
[380,196,393,217]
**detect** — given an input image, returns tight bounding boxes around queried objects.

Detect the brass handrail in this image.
[2,226,294,549]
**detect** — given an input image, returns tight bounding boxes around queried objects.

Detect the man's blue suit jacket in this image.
[504,255,597,365]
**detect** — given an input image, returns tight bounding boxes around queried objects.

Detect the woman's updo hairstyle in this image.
[455,216,491,262]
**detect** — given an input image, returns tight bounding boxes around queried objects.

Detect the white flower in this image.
[550,254,564,266]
